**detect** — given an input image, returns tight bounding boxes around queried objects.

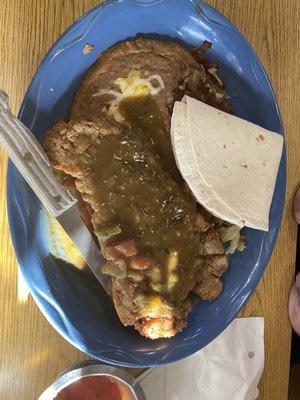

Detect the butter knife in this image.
[0,90,110,294]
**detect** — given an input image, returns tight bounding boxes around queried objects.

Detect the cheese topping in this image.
[94,70,164,123]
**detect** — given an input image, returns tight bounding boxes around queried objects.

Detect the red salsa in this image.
[54,376,134,400]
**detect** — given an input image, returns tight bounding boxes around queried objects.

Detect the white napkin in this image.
[138,318,264,400]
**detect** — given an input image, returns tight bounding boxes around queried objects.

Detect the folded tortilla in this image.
[171,96,284,231]
[171,102,244,227]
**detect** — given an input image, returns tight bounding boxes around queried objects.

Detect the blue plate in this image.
[7,0,285,367]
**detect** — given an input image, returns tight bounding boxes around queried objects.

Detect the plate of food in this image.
[7,0,285,367]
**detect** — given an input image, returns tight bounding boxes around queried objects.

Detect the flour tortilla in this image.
[183,96,284,231]
[171,101,244,227]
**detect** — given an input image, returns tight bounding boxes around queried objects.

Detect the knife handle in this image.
[0,90,76,217]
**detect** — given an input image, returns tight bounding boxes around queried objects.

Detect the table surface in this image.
[0,1,299,399]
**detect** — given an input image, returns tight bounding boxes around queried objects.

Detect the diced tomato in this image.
[115,239,137,257]
[130,255,153,270]
[104,246,121,261]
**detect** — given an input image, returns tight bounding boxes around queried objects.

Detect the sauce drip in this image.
[118,95,180,181]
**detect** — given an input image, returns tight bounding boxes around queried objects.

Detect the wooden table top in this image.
[0,1,299,399]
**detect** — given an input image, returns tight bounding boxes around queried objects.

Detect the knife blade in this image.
[57,204,110,291]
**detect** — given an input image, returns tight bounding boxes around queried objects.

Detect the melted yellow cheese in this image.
[95,70,164,123]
